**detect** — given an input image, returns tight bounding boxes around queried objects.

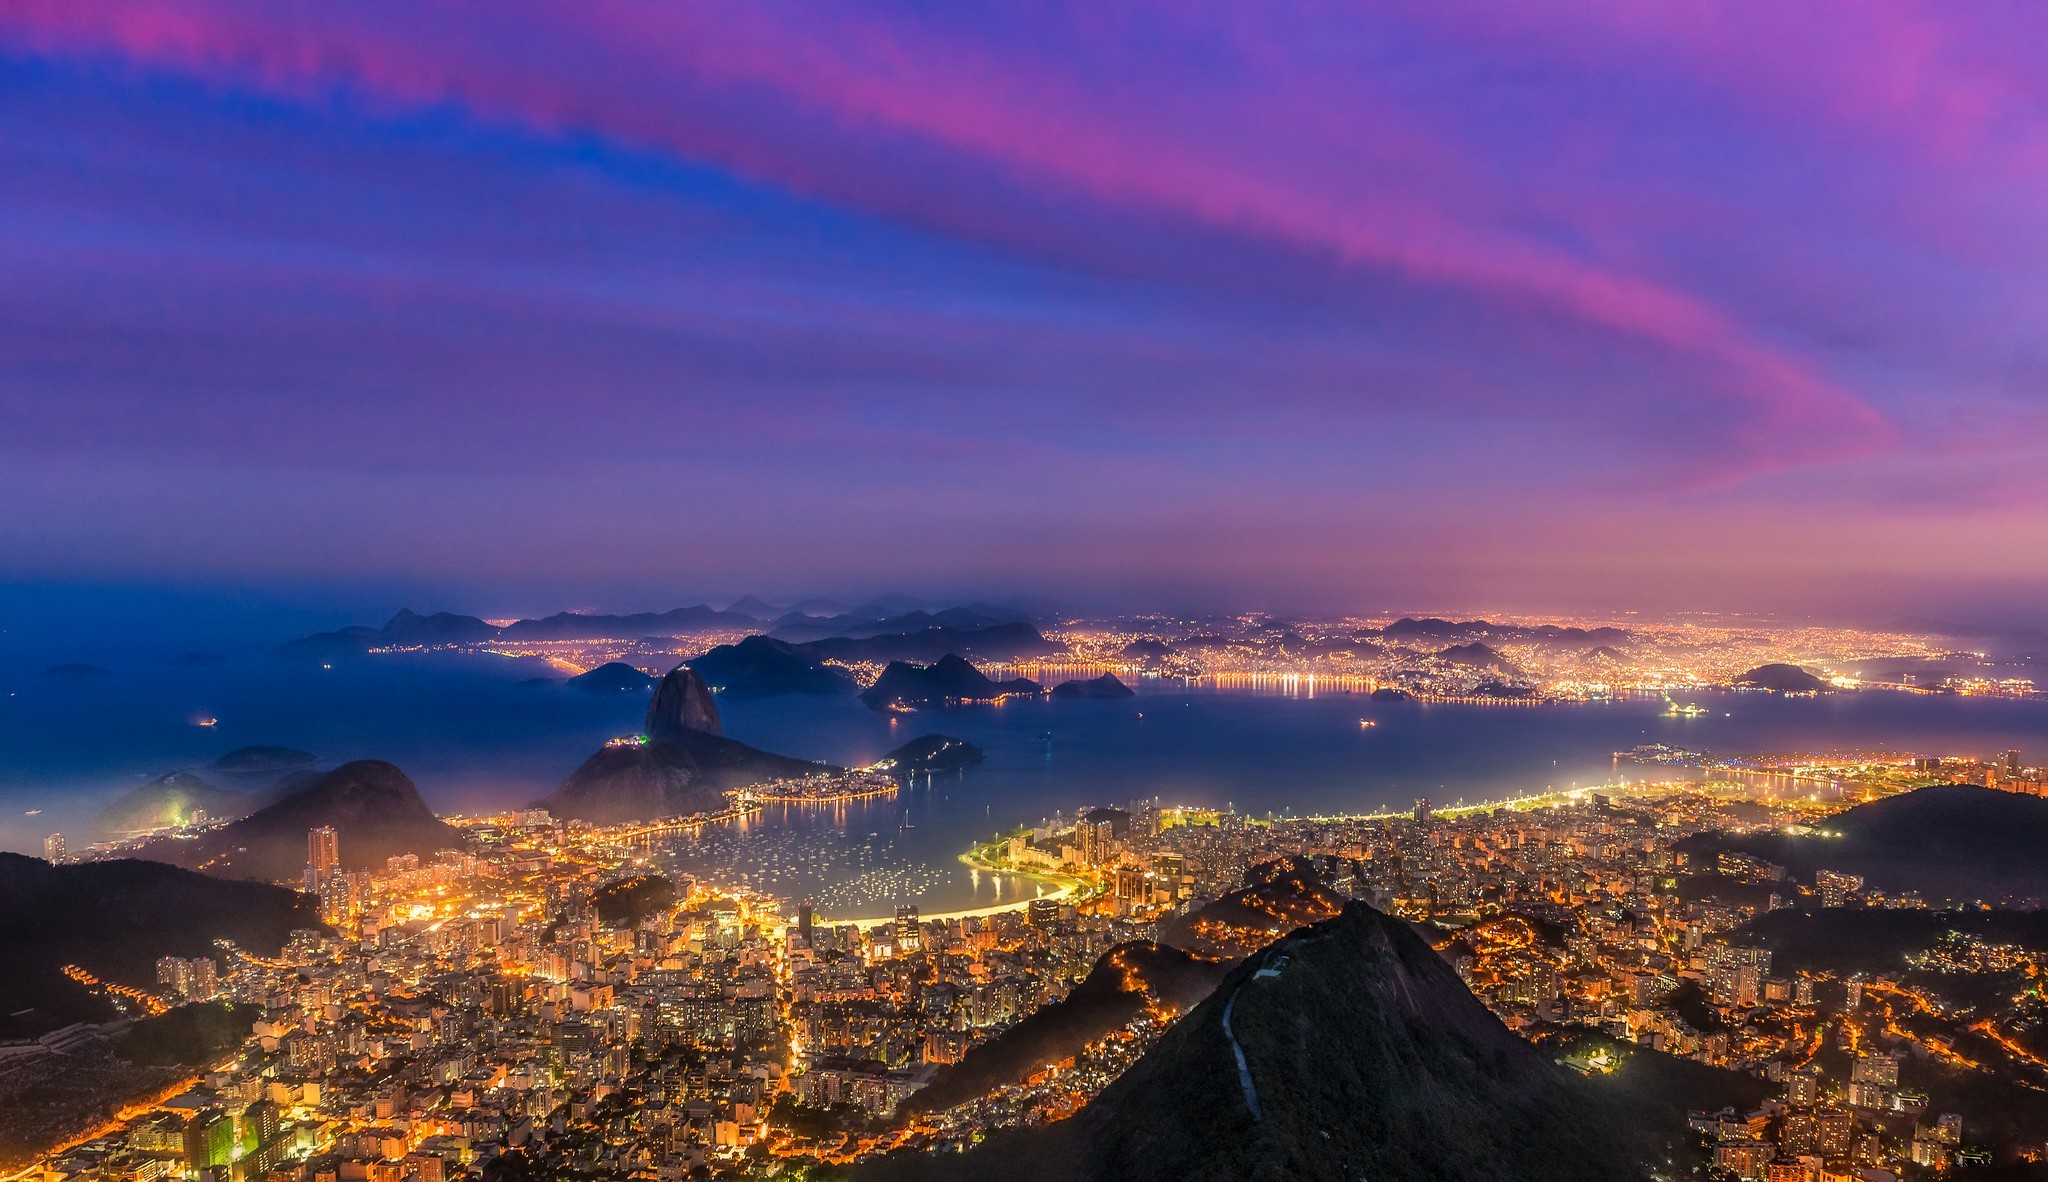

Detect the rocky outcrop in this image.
[541,732,833,825]
[646,664,723,738]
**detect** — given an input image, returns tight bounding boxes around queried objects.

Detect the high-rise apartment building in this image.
[308,826,341,873]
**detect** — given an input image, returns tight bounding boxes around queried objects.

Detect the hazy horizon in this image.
[4,578,2045,664]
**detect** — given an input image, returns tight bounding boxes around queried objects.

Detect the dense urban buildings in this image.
[11,735,2048,1180]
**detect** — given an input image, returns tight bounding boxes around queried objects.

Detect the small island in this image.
[1733,663,1832,693]
[565,661,656,693]
[686,635,858,698]
[858,654,1042,711]
[1051,673,1136,699]
[870,733,986,773]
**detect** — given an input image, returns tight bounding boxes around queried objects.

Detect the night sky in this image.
[4,3,2045,620]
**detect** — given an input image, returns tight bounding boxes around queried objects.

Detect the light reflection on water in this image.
[6,649,2048,913]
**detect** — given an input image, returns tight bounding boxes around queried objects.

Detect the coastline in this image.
[816,838,1093,926]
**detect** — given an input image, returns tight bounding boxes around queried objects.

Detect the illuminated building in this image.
[308,826,340,873]
[183,1108,233,1173]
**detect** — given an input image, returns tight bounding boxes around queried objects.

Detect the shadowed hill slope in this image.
[1156,855,1351,958]
[93,772,259,836]
[687,636,859,698]
[904,940,1226,1116]
[0,854,319,1033]
[1689,784,2048,904]
[868,902,1651,1182]
[904,858,1349,1118]
[136,760,461,881]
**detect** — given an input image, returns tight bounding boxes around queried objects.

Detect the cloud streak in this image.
[1,2,2042,607]
[3,2,1902,476]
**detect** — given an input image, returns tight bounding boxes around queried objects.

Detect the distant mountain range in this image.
[767,605,1035,643]
[282,606,761,654]
[499,606,758,640]
[134,760,462,881]
[278,602,1056,657]
[1376,616,1631,648]
[859,655,1043,711]
[281,609,500,654]
[792,620,1061,665]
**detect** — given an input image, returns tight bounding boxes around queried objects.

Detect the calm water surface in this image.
[6,650,2047,916]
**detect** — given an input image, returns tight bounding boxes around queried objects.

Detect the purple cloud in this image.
[1,2,2043,610]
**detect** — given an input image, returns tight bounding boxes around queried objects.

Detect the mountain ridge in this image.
[135,760,461,881]
[868,901,1650,1182]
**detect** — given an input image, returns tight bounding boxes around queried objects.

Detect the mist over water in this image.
[6,648,2048,913]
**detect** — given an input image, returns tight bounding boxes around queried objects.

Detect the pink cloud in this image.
[2,0,1900,481]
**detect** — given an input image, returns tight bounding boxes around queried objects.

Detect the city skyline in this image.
[5,4,2048,621]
